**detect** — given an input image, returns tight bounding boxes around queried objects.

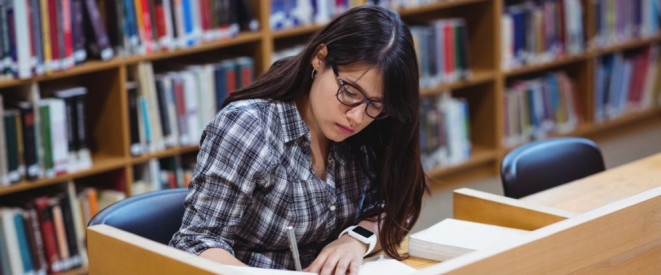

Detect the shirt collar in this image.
[276,100,309,143]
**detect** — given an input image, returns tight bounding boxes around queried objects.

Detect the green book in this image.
[39,102,54,177]
[4,110,20,183]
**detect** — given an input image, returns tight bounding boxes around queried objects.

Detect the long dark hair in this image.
[224,5,428,260]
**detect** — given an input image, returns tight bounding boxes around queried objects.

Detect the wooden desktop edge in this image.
[88,186,661,274]
[402,188,575,268]
[413,186,661,274]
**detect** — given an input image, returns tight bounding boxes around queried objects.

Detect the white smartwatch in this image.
[339,225,377,256]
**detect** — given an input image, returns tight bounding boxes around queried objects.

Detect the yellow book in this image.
[40,0,51,73]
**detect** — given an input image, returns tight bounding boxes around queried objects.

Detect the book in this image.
[0,208,25,275]
[408,218,529,262]
[83,0,114,60]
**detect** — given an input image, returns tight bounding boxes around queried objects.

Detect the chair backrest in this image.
[501,137,605,199]
[87,188,188,245]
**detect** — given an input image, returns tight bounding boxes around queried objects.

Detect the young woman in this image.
[170,5,427,275]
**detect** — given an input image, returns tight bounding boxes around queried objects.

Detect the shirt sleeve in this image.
[169,108,272,256]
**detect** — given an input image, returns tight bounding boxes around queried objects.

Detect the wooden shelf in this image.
[121,31,264,64]
[271,0,492,38]
[131,145,200,164]
[60,266,87,275]
[272,24,324,39]
[0,59,125,89]
[0,32,263,89]
[588,34,661,56]
[398,0,492,16]
[504,53,588,77]
[425,145,498,179]
[420,70,495,96]
[576,107,661,137]
[0,155,127,196]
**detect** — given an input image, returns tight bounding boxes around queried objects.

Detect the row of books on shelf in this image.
[0,182,126,275]
[0,87,91,187]
[0,0,258,80]
[501,0,585,70]
[419,93,471,171]
[594,45,661,122]
[503,71,582,148]
[411,18,472,89]
[104,0,258,56]
[591,0,661,47]
[0,0,104,79]
[131,156,193,195]
[128,56,254,156]
[269,0,438,30]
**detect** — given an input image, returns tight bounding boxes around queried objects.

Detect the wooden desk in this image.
[404,152,661,270]
[87,152,661,274]
[521,152,661,213]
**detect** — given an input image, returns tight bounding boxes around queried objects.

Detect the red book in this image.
[25,0,37,74]
[631,49,651,105]
[140,0,154,53]
[47,0,60,70]
[62,0,73,68]
[557,0,566,54]
[240,67,251,88]
[154,0,167,42]
[34,196,61,273]
[173,77,188,141]
[199,0,211,38]
[226,69,236,95]
[443,21,455,81]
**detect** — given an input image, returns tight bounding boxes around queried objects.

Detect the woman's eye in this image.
[342,86,359,98]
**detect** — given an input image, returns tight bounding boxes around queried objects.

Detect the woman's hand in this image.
[304,235,367,275]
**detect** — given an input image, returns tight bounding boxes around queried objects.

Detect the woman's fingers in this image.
[334,256,353,275]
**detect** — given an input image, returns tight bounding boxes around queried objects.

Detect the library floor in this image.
[413,117,661,232]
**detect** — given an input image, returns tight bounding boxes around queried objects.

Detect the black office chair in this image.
[501,137,605,199]
[87,188,188,244]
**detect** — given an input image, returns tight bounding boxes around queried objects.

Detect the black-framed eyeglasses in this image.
[331,65,388,119]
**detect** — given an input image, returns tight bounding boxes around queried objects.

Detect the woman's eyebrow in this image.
[342,70,383,100]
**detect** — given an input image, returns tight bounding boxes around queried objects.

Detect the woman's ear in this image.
[310,44,328,71]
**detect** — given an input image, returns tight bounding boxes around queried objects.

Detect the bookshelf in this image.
[0,0,660,272]
[0,0,657,198]
[0,0,658,199]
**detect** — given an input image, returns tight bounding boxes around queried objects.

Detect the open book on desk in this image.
[217,255,416,275]
[409,218,529,261]
[88,224,417,275]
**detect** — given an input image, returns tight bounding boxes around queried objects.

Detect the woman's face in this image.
[308,60,384,142]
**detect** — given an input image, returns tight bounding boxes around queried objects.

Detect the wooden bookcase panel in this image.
[454,82,499,149]
[40,68,129,159]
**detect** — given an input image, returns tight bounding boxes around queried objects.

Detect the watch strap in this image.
[338,226,377,256]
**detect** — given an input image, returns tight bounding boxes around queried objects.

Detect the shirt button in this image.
[329,205,336,211]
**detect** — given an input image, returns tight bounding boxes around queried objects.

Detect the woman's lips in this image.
[336,123,354,134]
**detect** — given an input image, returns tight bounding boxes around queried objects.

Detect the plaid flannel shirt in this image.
[169,99,378,269]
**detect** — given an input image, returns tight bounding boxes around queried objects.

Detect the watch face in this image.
[353,226,374,238]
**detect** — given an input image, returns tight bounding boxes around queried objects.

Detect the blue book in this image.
[123,0,139,47]
[14,212,35,274]
[182,0,195,46]
[214,60,236,111]
[139,96,152,149]
[547,74,560,122]
[0,214,12,275]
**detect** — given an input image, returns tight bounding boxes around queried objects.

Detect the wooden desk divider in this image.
[452,188,575,230]
[417,186,661,274]
[87,224,223,275]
